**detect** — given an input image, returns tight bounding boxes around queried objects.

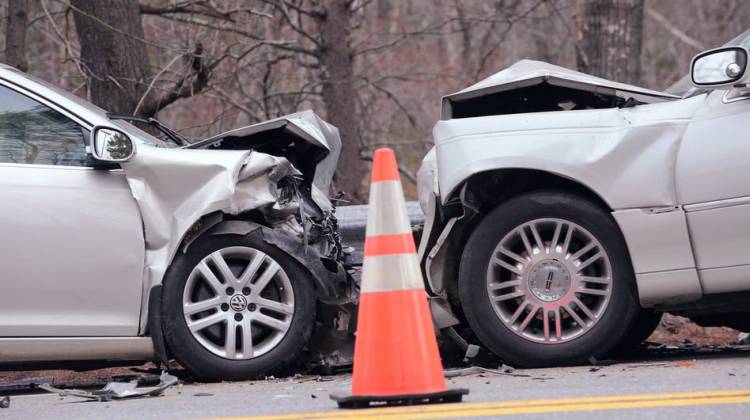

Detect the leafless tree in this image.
[4,0,750,200]
[574,0,644,84]
[70,0,217,116]
[4,0,29,71]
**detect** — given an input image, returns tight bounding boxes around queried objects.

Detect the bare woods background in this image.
[2,0,750,201]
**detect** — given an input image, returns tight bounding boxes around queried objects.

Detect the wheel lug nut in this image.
[248,303,257,312]
[242,287,251,296]
[226,287,234,295]
[221,303,229,312]
[234,313,243,321]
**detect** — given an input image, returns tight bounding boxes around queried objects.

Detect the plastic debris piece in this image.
[444,366,529,378]
[0,396,9,408]
[39,372,177,402]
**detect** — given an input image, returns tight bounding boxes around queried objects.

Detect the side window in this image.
[0,84,88,166]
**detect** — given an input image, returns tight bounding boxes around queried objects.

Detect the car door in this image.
[676,89,750,294]
[0,82,145,336]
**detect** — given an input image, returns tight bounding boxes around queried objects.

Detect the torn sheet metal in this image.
[204,220,351,302]
[39,372,177,402]
[190,110,341,210]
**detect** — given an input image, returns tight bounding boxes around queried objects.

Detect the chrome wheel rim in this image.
[183,246,294,360]
[487,218,612,344]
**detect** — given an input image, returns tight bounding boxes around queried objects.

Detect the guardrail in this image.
[336,201,424,266]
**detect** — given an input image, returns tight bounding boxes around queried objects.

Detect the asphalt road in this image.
[4,349,749,420]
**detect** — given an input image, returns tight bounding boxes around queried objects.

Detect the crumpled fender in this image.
[119,145,306,333]
[201,220,351,303]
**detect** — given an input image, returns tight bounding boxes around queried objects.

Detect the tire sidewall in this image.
[459,192,639,367]
[161,231,316,381]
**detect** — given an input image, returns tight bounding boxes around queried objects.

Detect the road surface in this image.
[4,348,749,419]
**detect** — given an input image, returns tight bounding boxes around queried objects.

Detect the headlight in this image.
[416,147,439,213]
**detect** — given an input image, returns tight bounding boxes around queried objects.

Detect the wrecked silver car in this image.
[0,64,354,381]
[418,33,750,368]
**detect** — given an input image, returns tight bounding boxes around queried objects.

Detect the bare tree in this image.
[574,0,645,84]
[70,0,152,115]
[318,0,364,201]
[4,0,29,71]
[70,0,213,117]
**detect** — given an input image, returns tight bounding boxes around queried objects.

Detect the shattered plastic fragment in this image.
[39,372,178,402]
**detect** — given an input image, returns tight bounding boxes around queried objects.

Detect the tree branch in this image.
[137,42,220,116]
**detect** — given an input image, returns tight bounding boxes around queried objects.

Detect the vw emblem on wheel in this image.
[229,294,248,312]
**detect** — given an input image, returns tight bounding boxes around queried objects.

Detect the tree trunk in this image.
[71,0,152,115]
[574,0,644,84]
[4,0,28,72]
[319,0,366,202]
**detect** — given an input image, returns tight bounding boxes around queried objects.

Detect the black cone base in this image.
[330,388,469,409]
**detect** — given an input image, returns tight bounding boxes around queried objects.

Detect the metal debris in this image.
[39,372,177,402]
[444,366,528,378]
[0,376,53,393]
[0,395,9,408]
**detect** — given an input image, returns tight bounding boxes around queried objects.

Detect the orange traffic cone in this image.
[331,148,468,409]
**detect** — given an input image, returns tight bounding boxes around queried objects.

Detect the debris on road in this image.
[39,372,178,402]
[444,366,528,378]
[0,395,9,409]
[672,360,696,368]
[0,376,53,393]
[623,362,669,369]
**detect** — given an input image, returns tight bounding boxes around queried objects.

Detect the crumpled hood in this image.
[442,60,680,119]
[191,110,341,198]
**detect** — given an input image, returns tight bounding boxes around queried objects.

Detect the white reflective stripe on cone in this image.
[361,253,425,293]
[365,180,412,237]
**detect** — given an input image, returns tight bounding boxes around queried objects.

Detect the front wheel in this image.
[162,232,316,381]
[458,192,639,367]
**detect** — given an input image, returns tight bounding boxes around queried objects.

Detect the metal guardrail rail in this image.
[336,201,424,266]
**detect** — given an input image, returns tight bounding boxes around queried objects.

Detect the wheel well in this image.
[460,169,611,214]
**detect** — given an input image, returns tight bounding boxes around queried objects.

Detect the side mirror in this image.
[691,46,749,89]
[90,126,135,162]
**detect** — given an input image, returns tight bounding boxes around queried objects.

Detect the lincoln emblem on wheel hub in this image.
[229,294,248,312]
[528,259,571,302]
[486,218,613,344]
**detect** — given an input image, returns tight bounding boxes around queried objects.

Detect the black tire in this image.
[161,232,316,381]
[458,191,640,367]
[617,310,662,351]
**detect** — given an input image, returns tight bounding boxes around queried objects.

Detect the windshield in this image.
[723,28,750,48]
[667,29,750,96]
[7,68,171,148]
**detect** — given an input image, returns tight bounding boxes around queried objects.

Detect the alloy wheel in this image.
[486,218,612,344]
[182,246,294,360]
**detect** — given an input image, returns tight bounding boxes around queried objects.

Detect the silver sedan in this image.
[417,30,750,367]
[0,65,352,381]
